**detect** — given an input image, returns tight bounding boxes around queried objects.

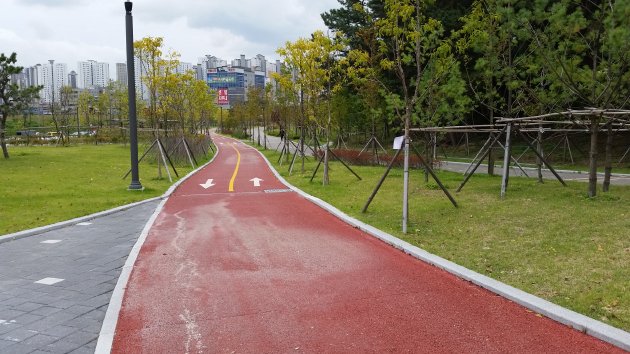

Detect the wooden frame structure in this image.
[412,109,630,198]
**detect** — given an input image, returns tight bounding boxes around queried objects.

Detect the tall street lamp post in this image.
[125,1,143,190]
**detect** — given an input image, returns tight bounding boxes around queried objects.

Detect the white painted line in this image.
[35,277,64,285]
[76,222,92,226]
[40,240,62,244]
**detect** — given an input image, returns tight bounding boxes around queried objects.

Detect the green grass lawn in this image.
[260,147,630,332]
[0,144,212,235]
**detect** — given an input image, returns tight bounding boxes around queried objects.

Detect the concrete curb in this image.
[0,141,221,244]
[0,197,163,245]
[250,144,630,352]
[442,160,630,178]
[95,142,220,354]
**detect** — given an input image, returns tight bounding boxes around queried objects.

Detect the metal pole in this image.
[402,135,410,233]
[125,1,143,190]
[500,123,512,199]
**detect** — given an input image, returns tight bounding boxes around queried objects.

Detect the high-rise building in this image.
[116,63,128,87]
[77,60,110,88]
[207,67,246,106]
[176,62,194,74]
[133,57,149,100]
[197,55,227,81]
[68,71,78,89]
[36,61,68,104]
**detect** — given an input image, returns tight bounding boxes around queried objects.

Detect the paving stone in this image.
[30,306,63,317]
[0,339,17,350]
[12,302,46,312]
[21,333,60,347]
[45,339,83,353]
[63,316,102,332]
[12,313,44,326]
[0,308,26,320]
[0,342,40,354]
[80,293,111,308]
[2,326,39,342]
[25,312,80,332]
[0,323,21,335]
[48,299,79,310]
[65,305,94,316]
[0,297,29,307]
[39,324,78,338]
[82,309,106,321]
[0,200,160,353]
[69,344,97,354]
[62,330,98,346]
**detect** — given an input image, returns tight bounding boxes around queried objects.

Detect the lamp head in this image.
[125,1,132,12]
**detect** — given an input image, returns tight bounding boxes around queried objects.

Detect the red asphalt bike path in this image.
[111,135,622,353]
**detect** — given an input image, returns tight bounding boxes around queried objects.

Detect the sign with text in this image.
[210,76,236,84]
[218,88,229,105]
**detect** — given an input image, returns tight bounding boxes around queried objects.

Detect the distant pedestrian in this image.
[279,127,286,141]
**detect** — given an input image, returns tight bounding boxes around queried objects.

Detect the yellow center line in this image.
[228,143,241,192]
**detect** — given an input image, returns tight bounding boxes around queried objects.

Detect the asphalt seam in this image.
[250,143,630,352]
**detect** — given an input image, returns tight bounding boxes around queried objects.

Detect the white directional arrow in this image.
[250,177,263,187]
[200,179,216,189]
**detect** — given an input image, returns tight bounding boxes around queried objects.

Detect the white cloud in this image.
[1,0,340,71]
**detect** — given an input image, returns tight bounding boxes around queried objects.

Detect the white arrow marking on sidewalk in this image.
[250,178,263,187]
[200,179,216,189]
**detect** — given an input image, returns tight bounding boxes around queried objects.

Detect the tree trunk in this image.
[1,113,9,158]
[487,108,495,176]
[587,116,600,198]
[537,124,544,183]
[603,123,613,192]
[488,147,495,176]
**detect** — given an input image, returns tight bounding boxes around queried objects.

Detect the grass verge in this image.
[0,144,212,235]
[260,147,630,332]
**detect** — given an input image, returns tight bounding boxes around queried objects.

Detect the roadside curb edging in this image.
[95,142,220,354]
[442,160,630,178]
[252,145,630,351]
[0,197,163,245]
[0,142,220,245]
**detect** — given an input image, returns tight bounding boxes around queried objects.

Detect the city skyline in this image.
[17,52,275,80]
[1,0,339,69]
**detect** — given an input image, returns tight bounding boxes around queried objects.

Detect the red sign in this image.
[217,88,229,105]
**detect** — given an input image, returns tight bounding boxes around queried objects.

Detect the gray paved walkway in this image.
[439,160,630,186]
[0,200,159,354]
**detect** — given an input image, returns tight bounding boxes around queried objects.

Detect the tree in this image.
[276,30,342,174]
[356,0,461,232]
[530,0,630,197]
[77,90,95,130]
[57,85,74,145]
[134,37,164,131]
[0,52,42,158]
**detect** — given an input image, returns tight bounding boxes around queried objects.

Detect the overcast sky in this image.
[0,0,340,71]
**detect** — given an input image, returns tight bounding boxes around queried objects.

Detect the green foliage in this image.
[0,144,213,235]
[0,52,43,158]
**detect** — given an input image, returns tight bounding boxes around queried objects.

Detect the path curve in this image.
[110,135,622,353]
